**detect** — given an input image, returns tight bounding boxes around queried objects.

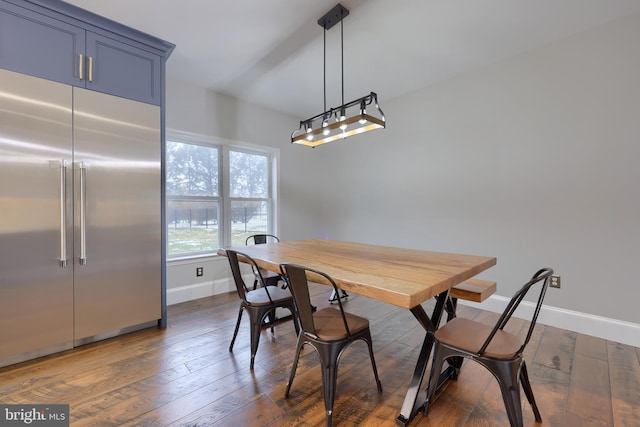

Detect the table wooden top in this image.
[217,239,496,309]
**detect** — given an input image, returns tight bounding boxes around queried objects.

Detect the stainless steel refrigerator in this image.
[0,68,161,367]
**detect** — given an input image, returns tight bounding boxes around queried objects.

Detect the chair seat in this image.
[246,286,293,306]
[261,268,282,282]
[313,307,369,341]
[435,317,522,359]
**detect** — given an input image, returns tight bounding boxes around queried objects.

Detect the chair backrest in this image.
[479,267,554,357]
[226,249,272,302]
[280,264,351,339]
[246,234,280,245]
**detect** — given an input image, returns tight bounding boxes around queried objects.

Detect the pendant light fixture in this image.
[291,3,385,148]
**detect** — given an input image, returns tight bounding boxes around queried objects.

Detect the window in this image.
[166,142,220,257]
[166,138,276,257]
[229,150,271,247]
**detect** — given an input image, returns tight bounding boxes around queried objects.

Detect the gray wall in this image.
[165,13,640,338]
[313,12,640,326]
[164,78,329,302]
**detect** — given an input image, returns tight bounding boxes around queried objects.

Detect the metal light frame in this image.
[291,3,385,148]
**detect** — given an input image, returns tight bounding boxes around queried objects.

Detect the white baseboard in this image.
[459,296,640,348]
[167,278,234,306]
[168,281,639,348]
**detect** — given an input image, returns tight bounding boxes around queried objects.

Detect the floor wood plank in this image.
[0,284,638,426]
[608,341,640,427]
[566,353,613,426]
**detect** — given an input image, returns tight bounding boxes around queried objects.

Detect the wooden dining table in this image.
[217,239,496,425]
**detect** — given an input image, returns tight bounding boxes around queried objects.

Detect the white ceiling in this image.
[64,0,640,119]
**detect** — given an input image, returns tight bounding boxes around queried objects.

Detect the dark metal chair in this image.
[280,263,382,427]
[226,249,298,369]
[245,233,280,245]
[424,267,554,427]
[246,234,283,289]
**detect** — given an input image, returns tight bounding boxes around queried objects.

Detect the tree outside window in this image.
[166,141,275,256]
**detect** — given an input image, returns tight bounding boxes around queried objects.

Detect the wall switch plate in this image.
[196,267,203,277]
[550,275,561,288]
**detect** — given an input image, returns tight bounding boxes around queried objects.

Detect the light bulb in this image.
[304,122,314,140]
[322,119,330,136]
[339,113,347,131]
[359,102,367,124]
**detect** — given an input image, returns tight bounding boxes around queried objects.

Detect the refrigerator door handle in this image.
[79,161,87,266]
[59,159,68,267]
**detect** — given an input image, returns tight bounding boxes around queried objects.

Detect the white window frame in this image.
[166,130,279,258]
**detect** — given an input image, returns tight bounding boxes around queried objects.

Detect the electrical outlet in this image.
[196,267,203,277]
[550,275,561,289]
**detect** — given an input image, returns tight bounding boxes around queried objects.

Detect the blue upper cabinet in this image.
[86,32,162,105]
[0,2,85,87]
[0,0,173,105]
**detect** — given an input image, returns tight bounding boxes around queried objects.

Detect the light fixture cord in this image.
[341,9,344,107]
[323,23,327,112]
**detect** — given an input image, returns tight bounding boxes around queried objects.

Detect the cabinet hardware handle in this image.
[79,162,87,265]
[79,54,83,80]
[59,159,68,267]
[89,56,93,82]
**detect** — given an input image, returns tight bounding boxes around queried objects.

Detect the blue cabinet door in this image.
[86,32,162,105]
[1,1,166,105]
[0,2,85,87]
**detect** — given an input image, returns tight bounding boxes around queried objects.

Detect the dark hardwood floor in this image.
[1,282,639,426]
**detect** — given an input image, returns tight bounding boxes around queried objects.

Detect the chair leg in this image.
[247,308,266,370]
[493,360,524,427]
[285,334,305,398]
[520,361,542,422]
[364,333,383,393]
[320,353,340,427]
[229,306,244,352]
[267,309,276,333]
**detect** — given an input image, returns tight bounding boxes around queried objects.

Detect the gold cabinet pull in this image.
[89,56,93,82]
[79,54,83,80]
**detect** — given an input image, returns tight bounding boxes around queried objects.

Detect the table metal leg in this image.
[328,289,349,303]
[396,291,448,426]
[446,297,464,374]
